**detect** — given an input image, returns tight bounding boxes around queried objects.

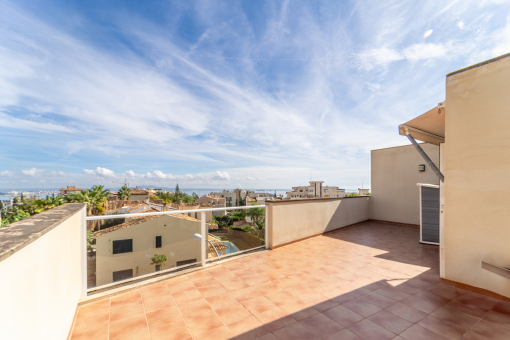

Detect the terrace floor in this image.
[70,221,510,340]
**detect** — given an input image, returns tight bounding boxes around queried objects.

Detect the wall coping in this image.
[0,203,85,263]
[267,196,369,205]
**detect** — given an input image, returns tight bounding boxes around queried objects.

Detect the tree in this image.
[274,190,277,198]
[13,197,19,204]
[0,201,3,211]
[66,185,111,216]
[20,193,24,202]
[192,192,199,201]
[246,203,264,224]
[118,186,131,200]
[175,184,180,195]
[86,231,94,252]
[150,254,168,272]
[346,192,359,197]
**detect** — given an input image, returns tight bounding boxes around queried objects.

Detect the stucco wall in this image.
[0,204,86,340]
[444,55,510,298]
[267,197,369,248]
[370,143,440,225]
[95,215,202,286]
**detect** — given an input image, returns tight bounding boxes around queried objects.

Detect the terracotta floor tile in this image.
[400,294,446,314]
[280,300,320,320]
[111,290,142,308]
[322,305,364,327]
[110,301,145,322]
[343,298,381,317]
[367,310,413,334]
[216,303,252,325]
[442,300,487,318]
[393,282,423,295]
[193,326,232,340]
[188,271,212,279]
[211,271,239,282]
[300,293,339,312]
[265,290,298,307]
[469,319,510,340]
[399,324,449,340]
[285,284,317,299]
[252,281,283,295]
[431,306,480,329]
[375,287,411,302]
[385,302,428,323]
[109,314,148,339]
[190,276,218,288]
[231,287,263,302]
[144,295,177,313]
[491,301,510,315]
[483,310,510,328]
[425,285,464,300]
[243,274,270,286]
[141,285,172,303]
[299,313,344,338]
[71,322,109,340]
[172,288,203,305]
[255,333,279,340]
[347,319,396,340]
[73,308,110,334]
[227,316,270,340]
[272,277,300,289]
[115,328,151,340]
[359,291,397,309]
[166,279,195,294]
[325,328,364,340]
[417,315,467,340]
[78,299,110,315]
[255,308,297,332]
[224,261,246,271]
[149,320,192,340]
[273,322,321,340]
[185,310,225,336]
[197,283,228,298]
[206,292,239,310]
[178,298,213,318]
[146,306,183,329]
[242,296,278,315]
[221,278,250,292]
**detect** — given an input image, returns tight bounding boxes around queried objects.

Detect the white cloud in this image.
[0,170,15,176]
[21,168,44,177]
[82,167,115,178]
[457,21,465,29]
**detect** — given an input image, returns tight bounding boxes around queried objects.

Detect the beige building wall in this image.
[267,197,369,248]
[95,215,202,286]
[444,55,510,298]
[370,143,440,225]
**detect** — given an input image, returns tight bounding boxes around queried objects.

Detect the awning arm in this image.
[404,128,444,182]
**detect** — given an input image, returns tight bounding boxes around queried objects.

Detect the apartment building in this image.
[58,186,83,196]
[286,181,346,198]
[210,189,247,207]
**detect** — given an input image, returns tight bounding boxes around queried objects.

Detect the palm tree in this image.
[66,185,110,216]
[117,186,131,200]
[246,203,264,224]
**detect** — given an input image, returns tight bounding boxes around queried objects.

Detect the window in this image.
[155,236,162,248]
[112,239,133,254]
[195,212,197,219]
[176,259,197,266]
[113,269,133,282]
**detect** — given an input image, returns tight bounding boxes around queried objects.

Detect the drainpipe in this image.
[405,128,444,182]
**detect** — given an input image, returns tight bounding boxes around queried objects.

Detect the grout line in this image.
[138,288,151,340]
[170,275,197,340]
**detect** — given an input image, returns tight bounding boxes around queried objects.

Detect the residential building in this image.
[286,181,346,198]
[92,211,222,286]
[358,188,370,195]
[109,187,150,201]
[210,189,247,207]
[59,186,83,196]
[194,194,226,216]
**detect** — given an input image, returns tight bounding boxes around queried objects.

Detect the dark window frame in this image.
[112,239,133,254]
[155,236,162,248]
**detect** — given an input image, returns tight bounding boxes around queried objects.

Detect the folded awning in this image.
[398,106,445,145]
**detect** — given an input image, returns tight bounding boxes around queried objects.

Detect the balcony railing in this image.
[85,205,268,292]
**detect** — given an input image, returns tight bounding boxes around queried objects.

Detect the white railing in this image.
[86,205,268,292]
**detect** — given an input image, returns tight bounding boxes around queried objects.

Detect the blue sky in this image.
[1,0,510,190]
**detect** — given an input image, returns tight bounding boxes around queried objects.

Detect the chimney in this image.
[162,203,168,212]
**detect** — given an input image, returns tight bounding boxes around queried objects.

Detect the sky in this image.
[1,0,510,190]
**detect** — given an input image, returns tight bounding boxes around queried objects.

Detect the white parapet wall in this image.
[0,203,86,340]
[267,197,370,248]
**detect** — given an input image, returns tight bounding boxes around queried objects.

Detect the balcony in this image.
[1,198,510,340]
